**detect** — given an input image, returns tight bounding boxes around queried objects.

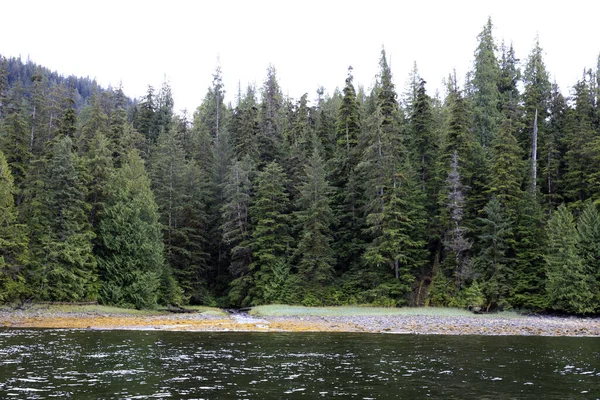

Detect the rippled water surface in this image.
[0,329,598,399]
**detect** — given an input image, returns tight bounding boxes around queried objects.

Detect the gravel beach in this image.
[1,307,599,336]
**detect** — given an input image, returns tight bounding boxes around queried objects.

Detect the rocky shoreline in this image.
[1,307,599,336]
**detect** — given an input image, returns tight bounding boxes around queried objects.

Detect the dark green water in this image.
[0,329,598,399]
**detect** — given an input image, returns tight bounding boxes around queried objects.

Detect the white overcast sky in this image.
[2,0,599,112]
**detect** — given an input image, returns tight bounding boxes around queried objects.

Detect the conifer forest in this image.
[1,19,600,314]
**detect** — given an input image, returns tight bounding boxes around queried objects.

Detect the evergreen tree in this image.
[565,76,598,208]
[522,38,551,192]
[401,61,422,118]
[0,82,30,202]
[469,17,502,147]
[473,197,514,310]
[28,69,50,156]
[77,90,110,156]
[0,56,8,121]
[0,150,28,302]
[258,65,284,163]
[222,156,255,306]
[230,85,260,161]
[498,41,521,115]
[543,83,568,209]
[30,136,97,301]
[85,131,113,229]
[443,151,472,292]
[172,159,210,303]
[154,77,174,138]
[97,150,167,309]
[410,79,439,191]
[332,67,365,275]
[360,49,426,303]
[336,66,360,154]
[510,189,547,310]
[150,125,186,256]
[134,85,157,145]
[295,146,336,290]
[545,204,593,313]
[248,161,291,304]
[108,83,129,162]
[576,201,600,310]
[443,75,475,178]
[487,114,524,210]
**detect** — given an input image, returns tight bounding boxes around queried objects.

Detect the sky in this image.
[2,1,599,113]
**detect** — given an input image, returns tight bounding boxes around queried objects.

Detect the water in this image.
[0,329,598,399]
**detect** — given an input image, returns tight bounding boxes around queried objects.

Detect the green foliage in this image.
[336,66,360,152]
[0,150,28,302]
[545,204,594,314]
[248,161,291,304]
[1,28,599,314]
[222,157,255,306]
[576,201,600,310]
[97,151,167,309]
[473,197,514,310]
[448,280,486,309]
[294,146,336,285]
[487,116,524,209]
[469,17,502,147]
[30,136,97,301]
[510,190,547,310]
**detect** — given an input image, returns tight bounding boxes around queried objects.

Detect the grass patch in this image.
[23,304,164,315]
[250,305,523,318]
[9,303,226,317]
[178,306,228,316]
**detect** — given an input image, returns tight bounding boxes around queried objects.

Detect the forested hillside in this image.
[1,18,599,313]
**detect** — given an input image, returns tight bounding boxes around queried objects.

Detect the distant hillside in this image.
[1,55,131,109]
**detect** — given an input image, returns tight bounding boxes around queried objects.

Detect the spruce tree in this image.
[498,41,521,115]
[487,115,524,211]
[522,38,551,192]
[149,124,205,302]
[543,83,568,209]
[295,146,336,291]
[510,189,547,310]
[410,79,440,193]
[0,150,28,302]
[172,159,210,303]
[85,131,113,229]
[97,150,167,309]
[360,49,426,303]
[565,77,598,208]
[230,85,260,161]
[248,161,291,304]
[332,67,365,275]
[30,136,97,301]
[546,204,593,314]
[154,78,174,139]
[576,201,600,310]
[469,17,502,147]
[258,65,284,163]
[222,156,255,306]
[443,151,472,293]
[134,85,157,145]
[473,197,514,310]
[0,82,30,202]
[336,66,361,154]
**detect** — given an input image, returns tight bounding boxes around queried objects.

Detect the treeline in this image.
[1,55,118,110]
[1,18,600,313]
